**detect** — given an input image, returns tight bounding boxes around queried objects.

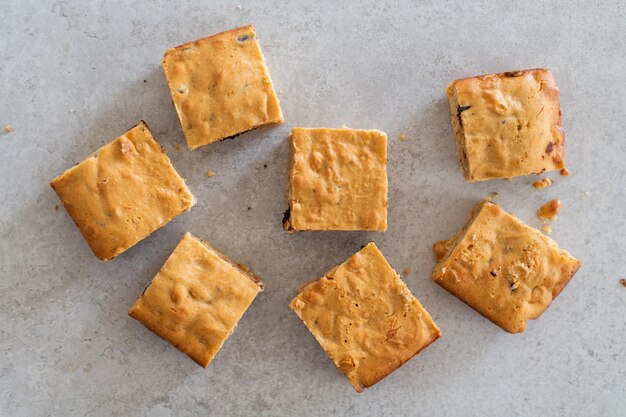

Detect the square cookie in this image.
[283,127,388,231]
[290,243,440,392]
[162,25,283,150]
[129,233,263,367]
[432,200,580,333]
[447,68,566,182]
[50,121,195,261]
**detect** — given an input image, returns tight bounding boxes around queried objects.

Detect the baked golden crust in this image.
[432,200,580,333]
[291,243,440,392]
[447,68,565,182]
[50,122,195,261]
[284,127,388,231]
[162,25,283,150]
[129,233,262,367]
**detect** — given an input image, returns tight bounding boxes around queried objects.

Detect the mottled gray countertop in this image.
[1,1,624,416]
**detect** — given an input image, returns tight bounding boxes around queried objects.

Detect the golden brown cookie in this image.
[50,121,195,260]
[162,25,283,150]
[291,243,440,392]
[447,68,566,181]
[129,233,263,367]
[283,127,388,232]
[432,200,580,333]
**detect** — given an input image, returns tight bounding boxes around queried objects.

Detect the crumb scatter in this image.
[207,170,216,177]
[537,199,562,220]
[433,240,447,260]
[533,178,552,189]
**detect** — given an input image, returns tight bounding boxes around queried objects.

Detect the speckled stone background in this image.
[1,1,624,416]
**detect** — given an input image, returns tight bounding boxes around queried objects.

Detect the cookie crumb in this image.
[541,224,552,234]
[402,267,411,276]
[533,178,552,189]
[54,205,59,211]
[247,206,251,211]
[560,167,571,176]
[236,4,242,10]
[263,164,267,169]
[175,144,182,152]
[620,278,626,287]
[207,170,216,177]
[433,240,447,260]
[4,125,12,133]
[537,199,562,220]
[399,134,408,142]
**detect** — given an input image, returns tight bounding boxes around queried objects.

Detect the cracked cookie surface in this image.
[291,243,440,392]
[129,233,262,367]
[432,200,580,333]
[447,68,566,182]
[50,122,195,260]
[284,127,388,231]
[162,25,283,149]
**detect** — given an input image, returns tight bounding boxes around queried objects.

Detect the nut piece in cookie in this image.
[446,68,566,182]
[284,127,388,231]
[162,25,283,150]
[290,243,440,392]
[50,121,195,260]
[432,200,580,333]
[129,233,263,367]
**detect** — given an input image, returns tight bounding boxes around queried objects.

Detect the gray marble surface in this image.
[1,1,624,416]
